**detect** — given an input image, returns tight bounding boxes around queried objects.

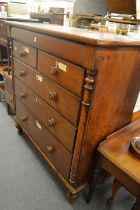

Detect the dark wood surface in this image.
[99,120,140,188]
[15,78,77,152]
[8,21,140,196]
[99,120,140,208]
[14,58,81,126]
[38,51,85,97]
[11,27,96,69]
[13,40,37,68]
[6,21,140,47]
[107,0,136,15]
[16,98,72,180]
[76,46,140,185]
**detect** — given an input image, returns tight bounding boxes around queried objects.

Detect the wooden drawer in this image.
[3,72,13,95]
[11,27,95,68]
[13,40,37,68]
[14,58,81,126]
[16,98,72,180]
[38,51,85,96]
[15,78,77,152]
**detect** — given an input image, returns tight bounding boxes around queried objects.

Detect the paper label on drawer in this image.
[22,47,29,54]
[14,47,17,51]
[36,74,43,82]
[56,61,67,72]
[36,120,42,130]
[34,36,37,43]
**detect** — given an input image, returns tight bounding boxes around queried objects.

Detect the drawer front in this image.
[14,58,80,126]
[16,98,72,180]
[15,78,76,152]
[13,40,37,68]
[38,51,85,96]
[3,72,13,94]
[11,27,88,67]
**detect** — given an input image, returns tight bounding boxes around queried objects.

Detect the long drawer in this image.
[38,51,85,97]
[16,98,72,180]
[14,58,81,126]
[11,27,89,67]
[13,40,37,68]
[15,78,76,152]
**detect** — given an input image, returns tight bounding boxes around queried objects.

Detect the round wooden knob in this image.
[50,67,59,76]
[19,70,25,77]
[49,92,58,101]
[19,51,28,57]
[46,145,54,153]
[20,93,26,99]
[21,116,27,122]
[47,118,56,127]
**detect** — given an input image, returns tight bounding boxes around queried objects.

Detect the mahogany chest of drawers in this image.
[6,21,140,199]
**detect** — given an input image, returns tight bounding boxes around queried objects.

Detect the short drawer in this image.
[38,51,85,96]
[13,40,37,68]
[14,58,81,126]
[3,72,13,94]
[15,78,77,152]
[16,98,72,180]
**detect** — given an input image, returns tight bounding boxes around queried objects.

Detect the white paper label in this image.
[34,37,37,43]
[14,47,17,51]
[35,97,42,105]
[56,61,67,72]
[36,74,43,82]
[36,120,42,130]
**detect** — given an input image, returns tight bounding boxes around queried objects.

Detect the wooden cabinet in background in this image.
[6,21,140,200]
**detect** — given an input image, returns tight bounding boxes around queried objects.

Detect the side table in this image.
[87,119,140,209]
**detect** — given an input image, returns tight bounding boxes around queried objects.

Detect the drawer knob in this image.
[19,50,28,57]
[20,93,26,99]
[50,67,59,76]
[19,70,25,77]
[46,145,54,153]
[47,118,56,127]
[21,116,28,122]
[49,92,58,101]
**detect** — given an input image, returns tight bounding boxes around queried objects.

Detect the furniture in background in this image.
[6,21,140,200]
[87,119,140,210]
[30,8,65,25]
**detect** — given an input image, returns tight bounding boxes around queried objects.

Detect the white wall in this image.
[73,0,107,15]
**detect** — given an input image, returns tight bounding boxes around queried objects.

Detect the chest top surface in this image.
[6,21,140,47]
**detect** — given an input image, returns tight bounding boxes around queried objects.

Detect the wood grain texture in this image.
[14,58,80,126]
[99,119,140,196]
[15,78,77,152]
[13,40,37,68]
[7,21,140,47]
[16,98,72,180]
[76,46,140,185]
[38,51,85,97]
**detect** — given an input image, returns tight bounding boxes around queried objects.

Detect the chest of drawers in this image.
[6,21,140,200]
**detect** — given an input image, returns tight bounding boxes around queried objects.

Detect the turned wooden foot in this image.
[16,123,23,135]
[132,196,140,210]
[107,178,122,205]
[67,191,79,203]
